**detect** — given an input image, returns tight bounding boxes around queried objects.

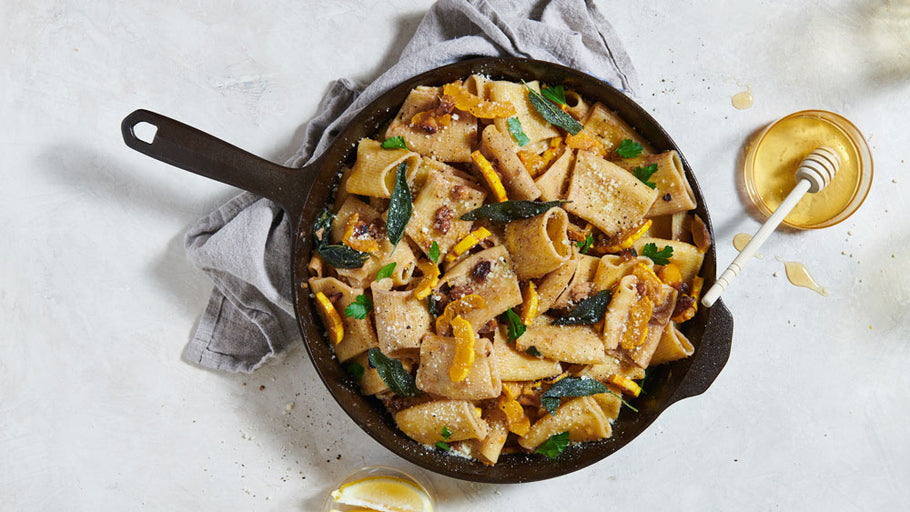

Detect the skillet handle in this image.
[121,109,312,219]
[667,299,733,405]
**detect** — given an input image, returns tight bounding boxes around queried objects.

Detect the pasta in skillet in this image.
[308,76,710,464]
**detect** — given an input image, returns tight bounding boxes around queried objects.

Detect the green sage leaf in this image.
[343,362,365,381]
[317,244,370,269]
[367,348,419,397]
[428,241,440,264]
[387,162,412,248]
[525,82,582,135]
[460,200,566,223]
[541,377,608,415]
[551,290,612,326]
[525,346,542,357]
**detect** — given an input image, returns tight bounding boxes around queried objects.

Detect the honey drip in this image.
[731,89,754,110]
[778,258,828,296]
[732,233,762,259]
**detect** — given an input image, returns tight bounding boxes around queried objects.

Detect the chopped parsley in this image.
[616,138,643,158]
[641,242,674,266]
[381,136,407,149]
[535,431,570,459]
[376,262,397,281]
[345,294,373,319]
[632,163,659,189]
[576,233,594,254]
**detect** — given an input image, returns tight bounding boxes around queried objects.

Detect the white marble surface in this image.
[3,1,909,510]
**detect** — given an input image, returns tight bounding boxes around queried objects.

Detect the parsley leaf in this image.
[442,426,453,440]
[641,242,674,266]
[507,117,530,147]
[376,262,397,281]
[535,431,570,459]
[632,163,659,189]
[551,290,612,326]
[576,233,594,254]
[381,136,407,149]
[428,241,441,264]
[435,441,451,451]
[387,162,412,248]
[504,308,525,342]
[540,85,566,106]
[367,348,419,397]
[616,139,643,158]
[524,82,583,135]
[525,346,542,357]
[343,362,365,381]
[345,294,373,319]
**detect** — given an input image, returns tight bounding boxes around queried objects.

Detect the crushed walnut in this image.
[471,260,492,283]
[433,206,454,234]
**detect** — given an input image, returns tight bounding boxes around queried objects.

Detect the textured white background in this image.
[3,1,909,510]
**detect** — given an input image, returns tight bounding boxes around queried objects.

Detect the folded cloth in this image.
[183,0,638,372]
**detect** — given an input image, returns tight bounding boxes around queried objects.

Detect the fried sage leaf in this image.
[460,200,566,223]
[387,162,412,248]
[541,377,639,415]
[313,207,370,269]
[318,243,371,269]
[525,83,583,135]
[551,289,612,326]
[367,347,419,397]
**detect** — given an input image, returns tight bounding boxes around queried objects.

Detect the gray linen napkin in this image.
[183,0,638,372]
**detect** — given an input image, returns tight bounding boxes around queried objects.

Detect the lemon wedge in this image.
[330,476,433,512]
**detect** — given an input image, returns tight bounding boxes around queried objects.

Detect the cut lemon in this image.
[331,476,433,512]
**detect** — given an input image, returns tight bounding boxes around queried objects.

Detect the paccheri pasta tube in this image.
[308,77,711,464]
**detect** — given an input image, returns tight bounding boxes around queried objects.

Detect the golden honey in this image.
[743,110,872,229]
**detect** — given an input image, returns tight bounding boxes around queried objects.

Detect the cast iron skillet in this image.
[122,57,733,483]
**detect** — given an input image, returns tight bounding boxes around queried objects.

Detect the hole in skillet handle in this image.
[132,121,158,145]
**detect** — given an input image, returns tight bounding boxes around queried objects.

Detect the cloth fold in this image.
[183,0,638,373]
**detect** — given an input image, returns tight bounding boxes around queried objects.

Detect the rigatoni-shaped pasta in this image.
[480,124,541,201]
[613,150,696,217]
[563,89,590,124]
[575,355,646,382]
[405,163,486,257]
[534,149,574,201]
[551,254,601,310]
[492,326,562,381]
[518,396,611,450]
[470,416,509,465]
[371,278,431,356]
[504,206,571,280]
[536,256,578,315]
[566,150,658,238]
[307,277,378,362]
[415,333,501,400]
[345,138,422,198]
[593,255,654,291]
[516,316,606,365]
[632,237,704,285]
[649,322,695,366]
[394,400,489,445]
[583,102,653,156]
[602,275,639,352]
[464,74,491,98]
[488,80,560,144]
[439,246,523,332]
[384,86,478,163]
